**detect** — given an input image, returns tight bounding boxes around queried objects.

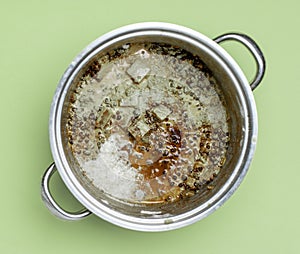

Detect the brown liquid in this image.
[129,121,181,179]
[66,42,230,203]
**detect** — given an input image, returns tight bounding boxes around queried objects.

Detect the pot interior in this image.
[58,33,247,220]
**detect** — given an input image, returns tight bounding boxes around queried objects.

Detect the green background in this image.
[1,0,299,253]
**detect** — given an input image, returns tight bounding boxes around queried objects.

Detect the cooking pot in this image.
[41,22,265,231]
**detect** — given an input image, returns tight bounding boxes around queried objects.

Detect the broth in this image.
[66,42,230,204]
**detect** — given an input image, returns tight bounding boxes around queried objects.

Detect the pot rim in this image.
[49,22,258,231]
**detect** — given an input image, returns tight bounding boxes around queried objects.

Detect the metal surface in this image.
[42,22,264,231]
[214,33,266,90]
[41,163,91,220]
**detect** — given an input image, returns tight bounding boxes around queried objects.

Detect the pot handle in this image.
[214,33,266,90]
[41,163,92,221]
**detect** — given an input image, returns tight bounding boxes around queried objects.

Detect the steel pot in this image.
[41,22,265,231]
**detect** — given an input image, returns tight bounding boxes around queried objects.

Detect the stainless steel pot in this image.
[41,22,265,231]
